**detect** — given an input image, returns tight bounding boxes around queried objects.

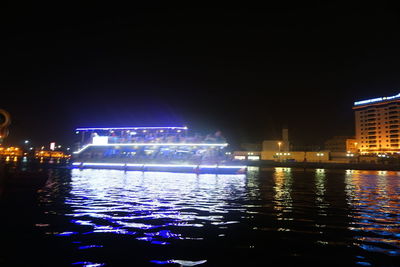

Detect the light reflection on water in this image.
[345,170,400,259]
[25,167,400,266]
[62,169,247,265]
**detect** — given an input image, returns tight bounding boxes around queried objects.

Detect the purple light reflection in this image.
[63,169,246,253]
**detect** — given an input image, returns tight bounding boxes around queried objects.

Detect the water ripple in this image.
[29,168,400,266]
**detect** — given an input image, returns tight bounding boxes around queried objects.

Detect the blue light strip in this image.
[73,143,228,154]
[75,126,188,131]
[72,162,247,169]
[354,93,400,106]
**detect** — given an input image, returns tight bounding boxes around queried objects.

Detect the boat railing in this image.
[87,136,226,145]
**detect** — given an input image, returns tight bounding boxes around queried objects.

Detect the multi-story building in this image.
[353,93,400,154]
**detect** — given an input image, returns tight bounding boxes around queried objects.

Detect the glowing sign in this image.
[354,93,400,106]
[50,142,55,151]
[73,143,228,154]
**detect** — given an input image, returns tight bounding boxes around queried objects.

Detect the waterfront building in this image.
[353,93,400,154]
[324,136,354,152]
[0,146,22,157]
[35,150,70,159]
[261,150,330,162]
[262,128,290,152]
[260,128,330,162]
[232,151,261,161]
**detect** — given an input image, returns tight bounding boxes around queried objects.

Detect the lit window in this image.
[248,156,260,161]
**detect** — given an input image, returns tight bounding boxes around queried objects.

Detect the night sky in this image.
[2,5,400,149]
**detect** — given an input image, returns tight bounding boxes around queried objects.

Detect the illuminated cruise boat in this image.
[72,126,246,174]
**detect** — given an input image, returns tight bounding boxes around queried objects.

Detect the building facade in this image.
[353,93,400,154]
[324,136,354,152]
[261,151,330,162]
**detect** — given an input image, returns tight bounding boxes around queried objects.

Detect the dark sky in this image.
[2,5,400,148]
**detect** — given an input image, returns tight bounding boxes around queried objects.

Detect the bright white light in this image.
[234,156,246,160]
[84,163,124,166]
[73,143,229,154]
[92,136,109,145]
[247,156,260,161]
[24,140,29,144]
[72,162,247,170]
[73,144,91,154]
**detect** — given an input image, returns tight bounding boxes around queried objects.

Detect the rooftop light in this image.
[354,93,400,106]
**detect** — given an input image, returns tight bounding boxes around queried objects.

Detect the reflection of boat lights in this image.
[73,143,229,154]
[63,169,246,250]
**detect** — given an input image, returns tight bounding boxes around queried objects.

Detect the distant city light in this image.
[24,140,29,144]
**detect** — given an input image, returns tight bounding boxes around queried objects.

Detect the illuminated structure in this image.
[72,126,246,173]
[0,146,22,157]
[0,109,11,144]
[35,150,70,159]
[353,93,400,154]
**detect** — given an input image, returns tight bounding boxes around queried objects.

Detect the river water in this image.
[1,167,399,266]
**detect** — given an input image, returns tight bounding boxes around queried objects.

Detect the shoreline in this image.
[249,160,400,171]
